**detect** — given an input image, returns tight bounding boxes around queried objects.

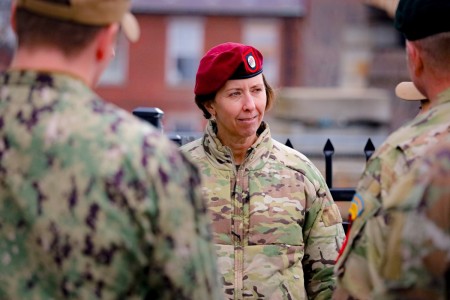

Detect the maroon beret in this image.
[194,42,264,96]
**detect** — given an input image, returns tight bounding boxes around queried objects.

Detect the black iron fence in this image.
[323,138,375,201]
[133,107,376,204]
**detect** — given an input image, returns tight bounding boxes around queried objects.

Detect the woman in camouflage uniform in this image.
[181,42,345,300]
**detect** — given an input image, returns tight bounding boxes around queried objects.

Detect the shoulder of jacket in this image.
[271,139,309,162]
[271,139,321,178]
[180,138,205,159]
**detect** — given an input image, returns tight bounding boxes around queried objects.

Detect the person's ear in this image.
[10,4,17,33]
[95,23,119,62]
[406,41,424,78]
[204,101,216,118]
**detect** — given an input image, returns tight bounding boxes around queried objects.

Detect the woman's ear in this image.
[204,101,216,117]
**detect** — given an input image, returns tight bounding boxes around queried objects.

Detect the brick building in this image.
[0,0,416,132]
[95,0,306,133]
[93,0,416,134]
[0,0,418,186]
[90,0,417,187]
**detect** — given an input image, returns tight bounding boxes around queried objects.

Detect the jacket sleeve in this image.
[373,146,450,300]
[302,167,345,300]
[333,151,404,299]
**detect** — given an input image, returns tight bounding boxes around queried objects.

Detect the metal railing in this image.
[132,107,376,203]
[322,138,375,201]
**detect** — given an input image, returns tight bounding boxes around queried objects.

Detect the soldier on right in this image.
[334,0,450,299]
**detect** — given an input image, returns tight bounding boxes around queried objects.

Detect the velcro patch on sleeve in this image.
[322,203,343,226]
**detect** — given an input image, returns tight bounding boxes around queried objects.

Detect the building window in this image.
[98,33,128,86]
[166,17,204,87]
[243,19,280,86]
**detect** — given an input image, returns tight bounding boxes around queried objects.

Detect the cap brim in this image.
[121,12,140,43]
[395,81,426,101]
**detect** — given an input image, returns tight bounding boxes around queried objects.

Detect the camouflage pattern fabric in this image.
[366,138,450,300]
[0,70,221,300]
[181,120,345,300]
[334,89,450,299]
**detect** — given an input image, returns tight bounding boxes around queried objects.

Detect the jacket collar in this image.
[202,120,272,170]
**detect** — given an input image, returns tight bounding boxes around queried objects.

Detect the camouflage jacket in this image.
[365,138,450,300]
[181,120,345,300]
[0,70,221,300]
[334,88,450,299]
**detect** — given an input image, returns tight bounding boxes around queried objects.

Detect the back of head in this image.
[14,0,139,56]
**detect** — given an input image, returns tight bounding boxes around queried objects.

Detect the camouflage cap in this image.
[15,0,140,42]
[395,81,426,101]
[395,0,450,41]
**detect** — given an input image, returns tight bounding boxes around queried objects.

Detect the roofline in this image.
[131,1,306,18]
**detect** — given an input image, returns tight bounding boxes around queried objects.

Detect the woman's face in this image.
[206,74,266,143]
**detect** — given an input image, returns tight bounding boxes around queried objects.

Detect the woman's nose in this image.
[242,92,256,110]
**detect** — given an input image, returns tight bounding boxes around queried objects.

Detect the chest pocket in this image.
[247,169,306,246]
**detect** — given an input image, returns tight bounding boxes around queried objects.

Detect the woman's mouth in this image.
[238,115,257,122]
